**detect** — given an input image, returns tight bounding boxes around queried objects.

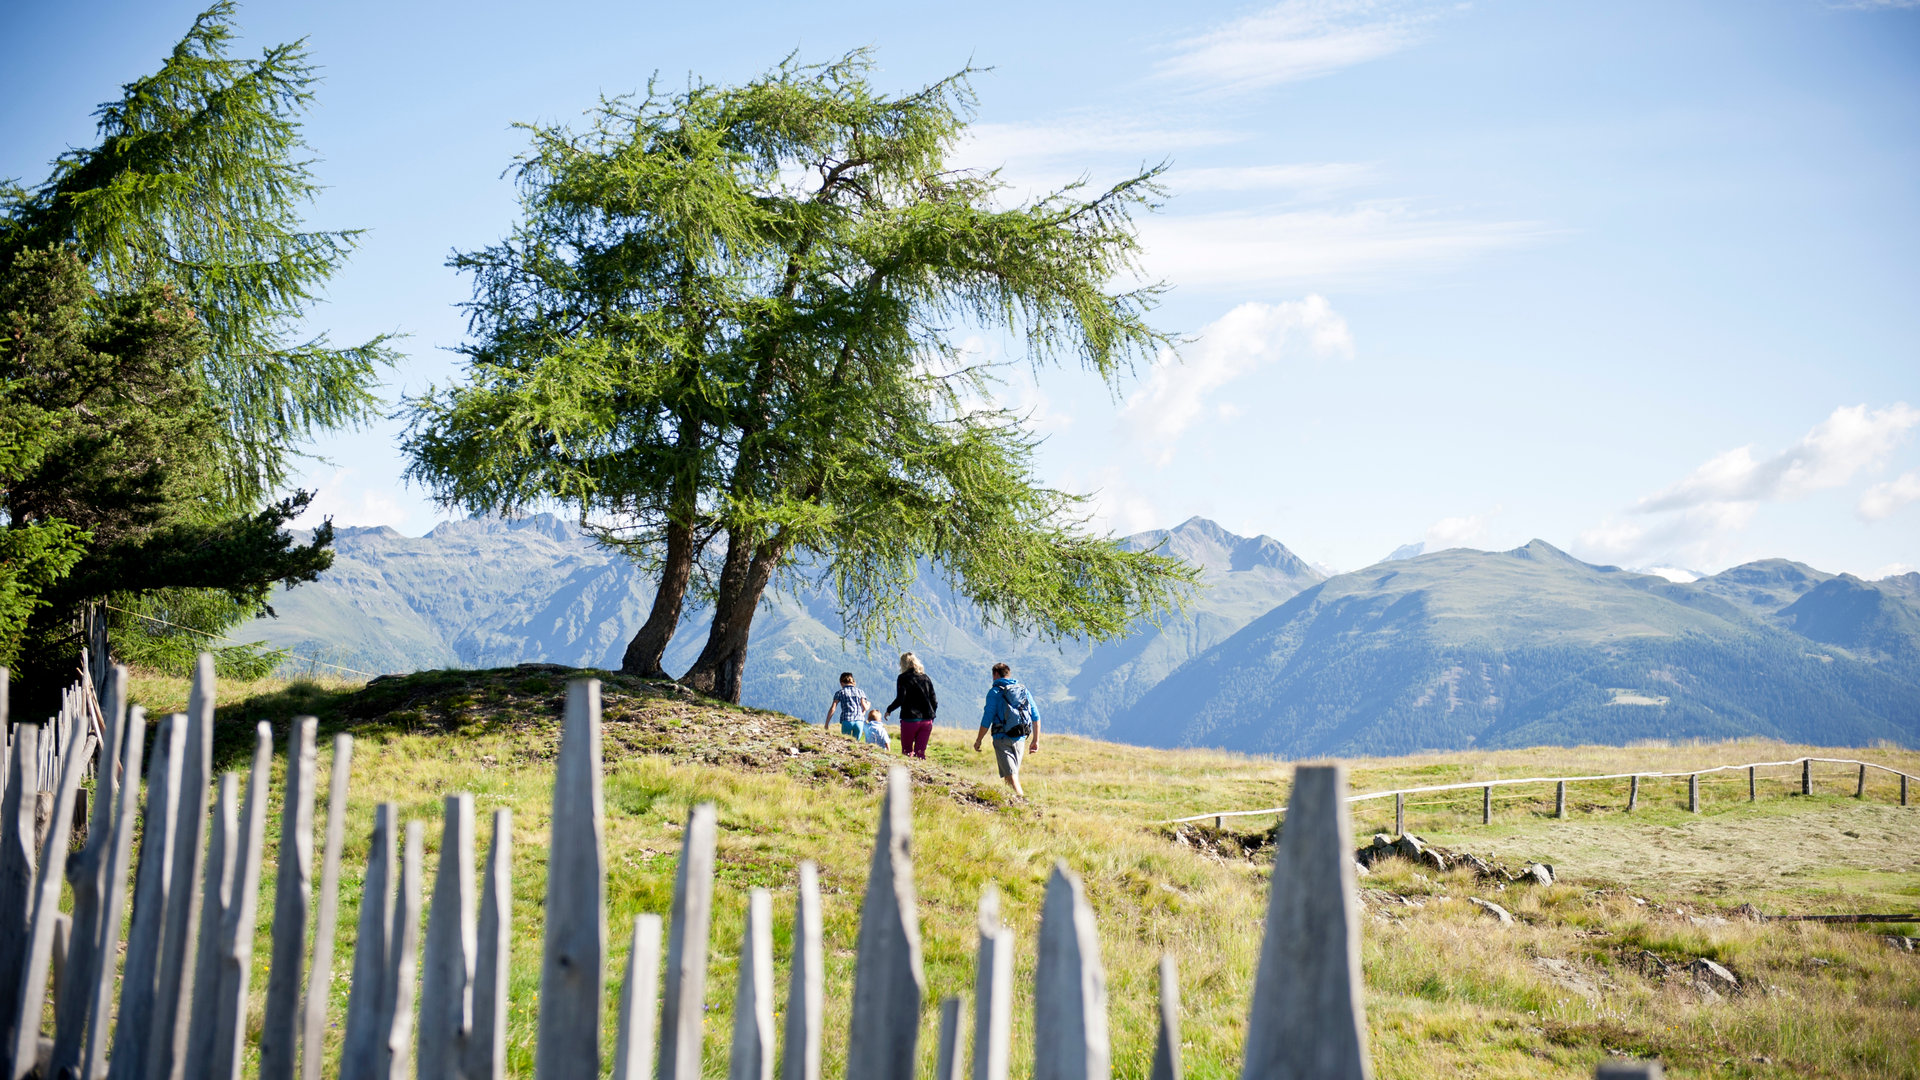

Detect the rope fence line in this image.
[101,601,388,680]
[1165,755,1919,825]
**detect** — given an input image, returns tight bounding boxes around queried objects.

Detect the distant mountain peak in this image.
[1387,542,1424,561]
[1129,517,1321,581]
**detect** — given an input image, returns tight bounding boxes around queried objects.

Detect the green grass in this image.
[114,668,1920,1079]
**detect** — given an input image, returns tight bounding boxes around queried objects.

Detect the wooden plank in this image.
[780,862,822,1080]
[182,774,240,1080]
[209,724,274,1080]
[728,888,775,1080]
[301,734,354,1080]
[151,671,214,1080]
[536,678,607,1080]
[71,706,147,1080]
[1149,955,1181,1080]
[971,888,1013,1080]
[382,822,424,1080]
[50,666,128,1075]
[847,766,925,1080]
[260,717,319,1080]
[0,720,39,1064]
[2,728,93,1080]
[1240,764,1372,1080]
[340,804,397,1080]
[1035,863,1108,1080]
[465,809,512,1080]
[108,713,186,1078]
[934,998,965,1080]
[657,802,716,1080]
[418,794,476,1080]
[612,914,662,1080]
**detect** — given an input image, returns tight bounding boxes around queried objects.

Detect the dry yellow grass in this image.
[120,671,1920,1079]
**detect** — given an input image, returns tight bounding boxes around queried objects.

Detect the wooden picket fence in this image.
[0,654,1659,1080]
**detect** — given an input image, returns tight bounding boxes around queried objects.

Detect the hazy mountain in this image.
[1105,541,1920,757]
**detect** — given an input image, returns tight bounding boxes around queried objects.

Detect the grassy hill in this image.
[127,666,1920,1080]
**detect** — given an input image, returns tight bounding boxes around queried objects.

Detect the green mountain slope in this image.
[1108,541,1920,756]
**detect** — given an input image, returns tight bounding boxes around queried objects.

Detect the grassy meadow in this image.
[116,667,1920,1080]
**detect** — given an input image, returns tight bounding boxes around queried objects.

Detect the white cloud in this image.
[1424,513,1492,550]
[293,468,440,535]
[1859,470,1920,521]
[1072,466,1165,536]
[1170,162,1377,197]
[1121,297,1352,459]
[1872,562,1915,579]
[1158,0,1443,94]
[1637,403,1920,512]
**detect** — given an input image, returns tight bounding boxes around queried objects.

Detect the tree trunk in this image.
[618,518,695,677]
[679,532,782,703]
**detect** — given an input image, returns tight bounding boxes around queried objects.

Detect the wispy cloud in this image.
[1859,470,1920,521]
[1169,162,1377,197]
[1158,0,1444,94]
[1424,512,1495,550]
[1122,296,1352,460]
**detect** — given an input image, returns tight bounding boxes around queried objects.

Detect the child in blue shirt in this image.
[823,672,870,737]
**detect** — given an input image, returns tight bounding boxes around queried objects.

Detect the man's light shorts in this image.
[991,736,1025,779]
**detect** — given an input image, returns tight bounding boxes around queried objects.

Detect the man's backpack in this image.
[994,685,1033,740]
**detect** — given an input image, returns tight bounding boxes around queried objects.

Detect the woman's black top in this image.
[885,671,938,720]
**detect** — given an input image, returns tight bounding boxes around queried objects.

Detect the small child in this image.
[862,707,892,749]
[823,672,869,737]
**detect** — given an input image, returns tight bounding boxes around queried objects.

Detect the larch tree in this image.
[405,52,1196,701]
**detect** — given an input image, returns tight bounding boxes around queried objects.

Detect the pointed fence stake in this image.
[108,713,186,1078]
[848,766,924,1080]
[1036,863,1109,1080]
[728,888,775,1080]
[3,727,93,1080]
[971,887,1014,1080]
[780,862,822,1080]
[466,809,512,1080]
[210,724,274,1080]
[302,734,354,1080]
[0,720,40,1075]
[151,663,214,1080]
[612,914,662,1080]
[1240,764,1372,1080]
[934,998,966,1080]
[1149,954,1182,1080]
[658,802,716,1080]
[537,679,607,1080]
[419,794,477,1080]
[49,664,126,1076]
[183,774,241,1080]
[340,804,398,1080]
[383,822,424,1080]
[261,717,319,1080]
[74,705,147,1080]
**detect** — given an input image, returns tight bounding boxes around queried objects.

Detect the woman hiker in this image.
[884,651,939,759]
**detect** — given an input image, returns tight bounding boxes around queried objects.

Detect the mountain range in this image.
[238,517,1920,755]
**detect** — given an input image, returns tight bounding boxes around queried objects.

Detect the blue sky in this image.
[4,0,1917,577]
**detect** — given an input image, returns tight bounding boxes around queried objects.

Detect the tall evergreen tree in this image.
[408,53,1195,701]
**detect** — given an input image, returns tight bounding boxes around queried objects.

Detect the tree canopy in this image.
[406,51,1197,701]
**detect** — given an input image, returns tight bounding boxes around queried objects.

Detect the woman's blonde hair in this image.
[899,651,925,674]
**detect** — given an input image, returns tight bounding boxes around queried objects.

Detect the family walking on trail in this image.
[821,653,1041,796]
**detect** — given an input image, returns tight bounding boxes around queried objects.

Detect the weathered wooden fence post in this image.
[538,678,606,1080]
[1688,775,1698,814]
[1856,764,1867,799]
[1555,781,1567,819]
[152,661,215,1080]
[183,774,240,1078]
[302,734,355,1080]
[658,802,716,1080]
[467,808,513,1080]
[1150,954,1181,1080]
[613,914,662,1080]
[261,717,320,1080]
[210,724,275,1080]
[0,717,40,1074]
[934,997,966,1080]
[781,862,822,1080]
[73,705,147,1080]
[49,665,128,1075]
[384,823,424,1080]
[340,804,397,1080]
[1393,793,1404,836]
[3,721,93,1080]
[1802,758,1811,796]
[1240,764,1372,1080]
[1481,786,1491,826]
[1748,766,1756,803]
[1904,773,1911,807]
[729,888,775,1080]
[1036,862,1108,1080]
[847,766,924,1080]
[1627,776,1638,813]
[108,712,185,1078]
[419,794,476,1080]
[972,887,1014,1080]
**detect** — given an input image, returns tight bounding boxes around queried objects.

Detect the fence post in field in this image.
[1802,759,1811,796]
[49,665,126,1074]
[302,734,355,1080]
[1482,786,1491,826]
[1748,766,1756,803]
[108,712,185,1078]
[934,997,965,1080]
[51,915,69,1015]
[467,808,512,1080]
[183,774,240,1078]
[1856,764,1867,798]
[537,678,607,1080]
[3,724,92,1080]
[210,724,274,1080]
[0,719,38,1063]
[1903,774,1910,807]
[72,705,146,1080]
[261,717,319,1080]
[613,914,662,1080]
[1627,775,1638,812]
[657,801,716,1080]
[729,888,775,1080]
[152,663,215,1080]
[1393,793,1403,836]
[340,804,398,1080]
[1036,863,1109,1080]
[419,794,477,1080]
[781,861,822,1080]
[1241,764,1372,1080]
[1555,781,1567,819]
[383,823,425,1080]
[848,766,925,1080]
[1150,954,1182,1080]
[1688,775,1698,814]
[972,888,1014,1080]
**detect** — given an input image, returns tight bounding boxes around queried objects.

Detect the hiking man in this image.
[823,672,870,737]
[974,662,1039,797]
